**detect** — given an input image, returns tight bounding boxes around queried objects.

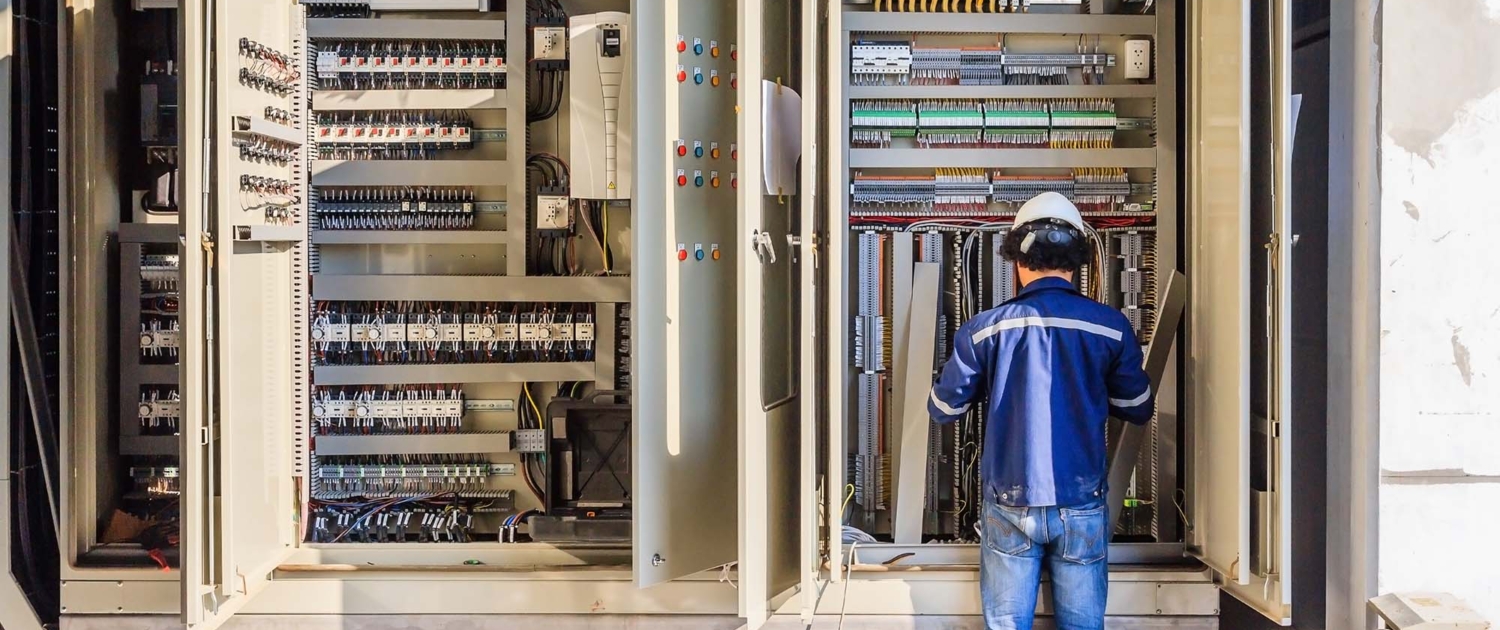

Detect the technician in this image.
[927,191,1155,630]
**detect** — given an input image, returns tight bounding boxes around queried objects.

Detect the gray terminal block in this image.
[513,428,549,453]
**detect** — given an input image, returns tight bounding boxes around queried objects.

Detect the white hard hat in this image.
[1013,192,1087,234]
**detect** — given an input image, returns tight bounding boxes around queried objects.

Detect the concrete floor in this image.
[60,614,1219,629]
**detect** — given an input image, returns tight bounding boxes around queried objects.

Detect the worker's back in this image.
[927,275,1152,508]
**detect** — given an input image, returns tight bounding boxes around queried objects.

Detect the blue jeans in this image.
[979,499,1109,630]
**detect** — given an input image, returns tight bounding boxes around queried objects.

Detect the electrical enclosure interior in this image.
[40,0,1303,627]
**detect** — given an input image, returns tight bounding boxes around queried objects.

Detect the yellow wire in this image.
[602,201,611,273]
[841,484,855,516]
[523,383,543,432]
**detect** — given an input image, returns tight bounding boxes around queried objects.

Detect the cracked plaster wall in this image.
[1380,0,1500,622]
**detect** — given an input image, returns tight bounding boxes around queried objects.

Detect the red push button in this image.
[678,247,688,261]
[677,174,688,187]
[676,37,686,53]
[677,142,688,157]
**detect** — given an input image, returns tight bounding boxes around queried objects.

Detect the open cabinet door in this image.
[737,0,807,626]
[1217,0,1295,623]
[1184,0,1251,590]
[632,0,742,588]
[179,0,301,626]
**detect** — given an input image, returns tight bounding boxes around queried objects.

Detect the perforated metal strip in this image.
[290,7,312,477]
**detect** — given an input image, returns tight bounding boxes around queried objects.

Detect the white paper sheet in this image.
[761,80,803,196]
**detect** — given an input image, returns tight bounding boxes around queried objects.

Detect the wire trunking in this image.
[299,1,631,546]
[838,1,1176,544]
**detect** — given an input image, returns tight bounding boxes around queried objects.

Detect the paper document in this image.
[761,80,802,196]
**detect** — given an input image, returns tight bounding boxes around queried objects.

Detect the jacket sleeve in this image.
[928,320,986,424]
[1107,323,1155,425]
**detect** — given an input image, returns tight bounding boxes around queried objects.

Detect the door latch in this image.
[752,231,776,264]
[786,234,801,264]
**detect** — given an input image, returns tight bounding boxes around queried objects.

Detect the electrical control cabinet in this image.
[34,0,1302,628]
[804,0,1301,625]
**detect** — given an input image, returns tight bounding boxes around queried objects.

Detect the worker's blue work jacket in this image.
[927,276,1154,508]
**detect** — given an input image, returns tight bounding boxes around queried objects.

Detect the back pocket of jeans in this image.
[983,505,1033,556]
[1059,505,1107,564]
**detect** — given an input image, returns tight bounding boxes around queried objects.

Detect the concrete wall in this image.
[1380,0,1500,623]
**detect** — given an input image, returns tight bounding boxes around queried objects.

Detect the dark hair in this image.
[1001,219,1092,272]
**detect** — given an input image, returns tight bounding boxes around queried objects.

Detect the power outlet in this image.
[1125,39,1152,79]
[535,26,568,61]
[536,195,572,231]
